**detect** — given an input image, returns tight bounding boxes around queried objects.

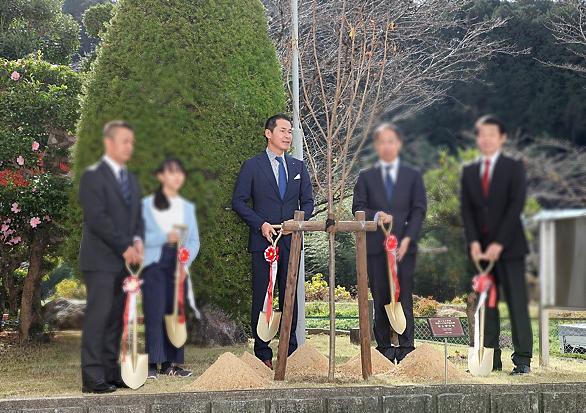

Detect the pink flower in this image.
[1,224,9,233]
[16,156,24,166]
[9,236,21,245]
[10,71,20,81]
[43,215,51,222]
[30,217,41,228]
[32,141,40,151]
[11,202,20,213]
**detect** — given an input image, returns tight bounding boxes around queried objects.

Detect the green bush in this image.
[305,273,328,301]
[413,296,440,317]
[82,2,114,39]
[66,0,285,325]
[54,278,86,299]
[0,0,80,64]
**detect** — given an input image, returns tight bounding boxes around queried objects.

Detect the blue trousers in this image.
[141,245,185,364]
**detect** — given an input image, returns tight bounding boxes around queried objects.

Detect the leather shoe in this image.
[82,380,117,394]
[510,364,531,375]
[262,359,273,370]
[108,379,128,388]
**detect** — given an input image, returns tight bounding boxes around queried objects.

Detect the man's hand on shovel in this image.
[261,222,278,243]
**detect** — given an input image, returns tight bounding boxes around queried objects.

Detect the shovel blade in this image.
[121,353,148,389]
[468,346,494,377]
[164,314,187,348]
[256,311,282,342]
[384,302,406,335]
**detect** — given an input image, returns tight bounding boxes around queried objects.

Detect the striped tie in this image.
[119,168,132,205]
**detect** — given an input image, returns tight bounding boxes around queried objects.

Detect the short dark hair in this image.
[103,120,134,138]
[474,115,506,135]
[373,122,403,142]
[265,114,292,132]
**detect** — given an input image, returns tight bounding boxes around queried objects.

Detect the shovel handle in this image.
[474,259,495,275]
[125,262,144,277]
[378,217,393,236]
[269,228,283,247]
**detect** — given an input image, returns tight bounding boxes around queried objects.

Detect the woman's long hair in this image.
[153,156,187,210]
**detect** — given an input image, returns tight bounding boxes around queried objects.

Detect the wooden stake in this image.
[274,210,304,381]
[355,211,372,379]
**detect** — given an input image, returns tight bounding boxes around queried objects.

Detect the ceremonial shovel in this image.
[468,259,496,377]
[121,263,148,390]
[256,225,283,342]
[379,220,407,335]
[165,224,189,348]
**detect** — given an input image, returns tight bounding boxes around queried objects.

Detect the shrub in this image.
[54,278,86,299]
[305,273,328,301]
[66,0,285,325]
[413,296,440,317]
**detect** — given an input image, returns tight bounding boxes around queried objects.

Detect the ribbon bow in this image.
[176,247,190,323]
[121,274,143,361]
[383,234,400,302]
[472,273,497,308]
[263,245,279,323]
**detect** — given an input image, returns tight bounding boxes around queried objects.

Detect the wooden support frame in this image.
[274,210,376,381]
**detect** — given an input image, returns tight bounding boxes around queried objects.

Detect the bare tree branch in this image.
[542,0,586,75]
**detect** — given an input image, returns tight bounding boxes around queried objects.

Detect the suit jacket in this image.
[232,151,314,252]
[460,153,528,259]
[78,160,144,272]
[352,162,427,256]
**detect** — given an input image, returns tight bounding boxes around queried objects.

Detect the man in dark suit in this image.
[352,123,427,363]
[460,115,532,375]
[78,120,144,393]
[232,114,314,368]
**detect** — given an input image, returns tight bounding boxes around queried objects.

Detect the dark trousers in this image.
[81,269,126,384]
[367,252,416,360]
[483,258,533,367]
[142,245,184,364]
[251,245,298,361]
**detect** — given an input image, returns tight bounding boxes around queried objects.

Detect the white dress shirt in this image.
[374,157,400,224]
[102,154,125,181]
[266,147,288,183]
[378,157,400,184]
[479,151,500,180]
[103,155,141,242]
[151,195,185,235]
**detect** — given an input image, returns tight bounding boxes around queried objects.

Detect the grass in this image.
[1,331,586,399]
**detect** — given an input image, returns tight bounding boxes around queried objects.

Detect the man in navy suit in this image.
[232,114,314,368]
[352,123,427,363]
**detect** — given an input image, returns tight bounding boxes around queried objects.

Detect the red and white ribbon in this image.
[472,272,496,353]
[472,273,497,308]
[177,247,190,324]
[263,245,279,323]
[383,234,400,302]
[121,274,143,362]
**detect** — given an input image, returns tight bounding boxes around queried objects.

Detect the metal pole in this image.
[291,0,306,346]
[444,337,448,384]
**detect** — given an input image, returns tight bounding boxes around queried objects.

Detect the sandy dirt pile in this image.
[186,352,271,391]
[382,343,466,382]
[338,347,395,378]
[284,344,329,380]
[240,351,273,380]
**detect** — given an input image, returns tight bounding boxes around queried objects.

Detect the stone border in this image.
[1,383,586,412]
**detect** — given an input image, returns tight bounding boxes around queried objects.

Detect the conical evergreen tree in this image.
[68,0,286,323]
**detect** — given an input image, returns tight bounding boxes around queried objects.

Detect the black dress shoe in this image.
[82,380,117,394]
[510,364,531,375]
[108,379,129,388]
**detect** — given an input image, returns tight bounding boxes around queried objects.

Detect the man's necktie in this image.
[275,156,287,200]
[119,168,132,205]
[384,165,394,203]
[482,158,491,198]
